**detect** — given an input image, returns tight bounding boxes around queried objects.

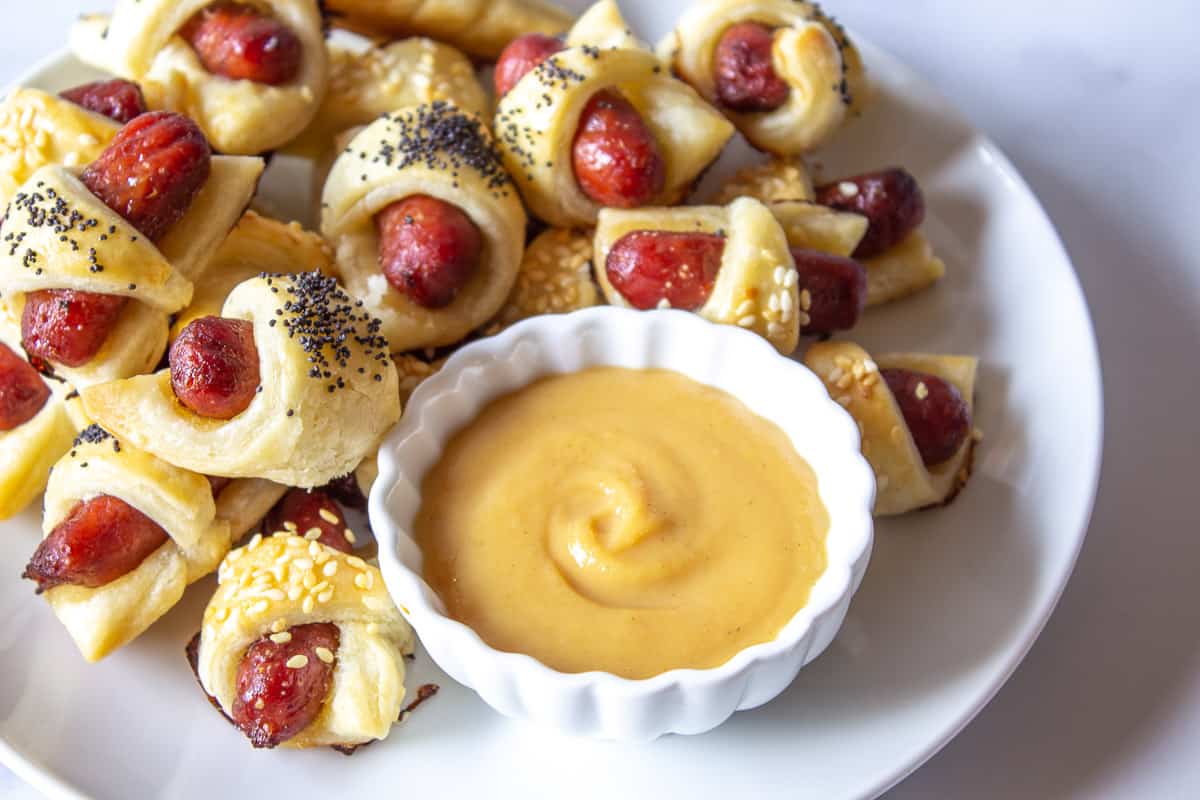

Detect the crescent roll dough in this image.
[198,533,414,749]
[804,341,978,516]
[324,0,573,60]
[171,211,335,341]
[0,157,262,387]
[660,0,867,155]
[81,273,401,488]
[495,24,734,227]
[0,379,77,521]
[39,426,233,662]
[770,199,868,257]
[321,104,527,351]
[481,227,599,335]
[70,0,328,155]
[861,231,947,308]
[289,37,488,161]
[593,197,800,354]
[0,89,120,209]
[710,156,815,205]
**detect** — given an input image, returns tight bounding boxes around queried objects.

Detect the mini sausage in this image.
[789,248,868,335]
[713,22,789,112]
[572,90,667,209]
[815,168,926,258]
[23,494,170,593]
[80,111,212,244]
[493,33,564,98]
[21,289,129,369]
[880,368,971,466]
[264,489,355,554]
[0,340,51,430]
[376,195,483,309]
[181,2,303,86]
[232,622,340,748]
[59,79,147,124]
[169,316,261,420]
[493,35,667,209]
[606,230,726,310]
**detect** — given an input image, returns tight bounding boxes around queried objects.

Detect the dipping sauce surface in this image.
[416,367,828,679]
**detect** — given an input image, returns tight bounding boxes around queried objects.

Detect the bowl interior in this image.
[371,306,875,686]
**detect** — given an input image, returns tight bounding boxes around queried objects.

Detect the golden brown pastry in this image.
[324,0,573,60]
[494,2,735,227]
[24,426,232,661]
[170,211,335,341]
[69,0,329,155]
[804,340,978,515]
[659,0,867,155]
[196,533,414,749]
[0,88,121,209]
[593,197,800,354]
[481,227,599,335]
[321,103,527,351]
[288,36,489,161]
[81,272,401,488]
[861,232,946,308]
[710,156,815,205]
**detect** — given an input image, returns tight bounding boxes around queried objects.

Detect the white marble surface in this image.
[2,1,1198,797]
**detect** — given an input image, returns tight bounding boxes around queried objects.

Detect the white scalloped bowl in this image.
[369,307,875,740]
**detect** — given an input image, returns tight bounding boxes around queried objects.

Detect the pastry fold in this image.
[659,0,866,155]
[0,88,120,209]
[321,104,526,351]
[40,427,232,661]
[290,37,488,161]
[198,533,414,749]
[0,158,262,387]
[82,273,400,488]
[70,0,328,155]
[496,7,734,227]
[593,197,800,354]
[804,341,977,516]
[170,211,334,341]
[324,0,573,60]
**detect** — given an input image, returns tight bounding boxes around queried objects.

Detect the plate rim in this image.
[0,37,1104,800]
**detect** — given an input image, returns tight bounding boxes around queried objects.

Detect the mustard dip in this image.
[416,367,828,679]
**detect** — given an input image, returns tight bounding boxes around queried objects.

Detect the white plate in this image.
[0,2,1101,797]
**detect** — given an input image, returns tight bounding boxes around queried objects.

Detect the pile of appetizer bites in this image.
[0,0,979,750]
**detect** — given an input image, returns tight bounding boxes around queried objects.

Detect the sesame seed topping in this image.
[838,181,859,198]
[286,654,308,669]
[318,508,339,524]
[915,382,929,400]
[344,529,356,544]
[315,647,335,664]
[304,527,322,540]
[270,631,292,644]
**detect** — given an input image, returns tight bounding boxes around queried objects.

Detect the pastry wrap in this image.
[324,0,573,60]
[70,0,328,155]
[40,427,232,661]
[321,103,526,351]
[0,158,262,387]
[804,340,977,515]
[481,226,598,334]
[170,211,334,341]
[659,0,866,155]
[495,6,734,227]
[593,197,800,354]
[81,273,401,487]
[198,533,414,748]
[0,89,120,209]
